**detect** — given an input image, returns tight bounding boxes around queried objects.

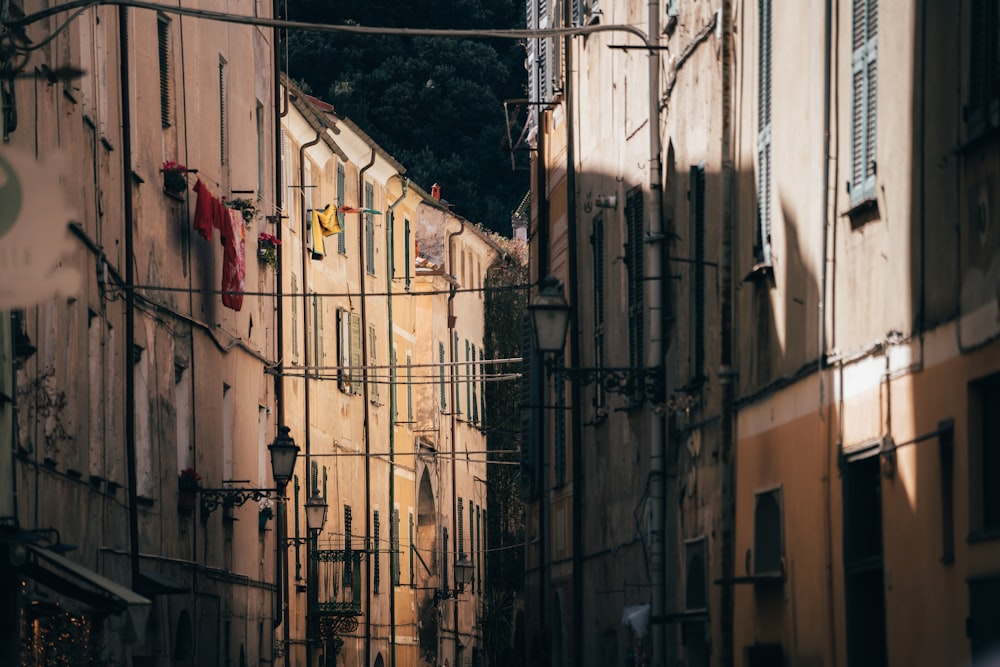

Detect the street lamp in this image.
[454,553,474,591]
[528,275,571,354]
[304,492,328,533]
[268,426,300,488]
[528,275,663,401]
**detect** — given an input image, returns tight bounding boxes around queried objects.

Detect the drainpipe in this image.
[718,1,736,665]
[562,4,585,665]
[357,147,376,667]
[386,176,409,667]
[447,216,467,664]
[296,129,320,667]
[118,4,141,592]
[274,8,290,666]
[643,2,668,667]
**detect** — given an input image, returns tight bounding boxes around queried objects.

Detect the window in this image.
[850,0,878,204]
[625,187,645,373]
[391,508,400,586]
[311,291,324,369]
[373,510,381,593]
[591,215,606,409]
[256,101,264,197]
[439,342,447,412]
[968,0,1000,139]
[134,346,153,497]
[471,346,479,425]
[368,324,379,404]
[466,339,472,420]
[337,164,347,254]
[970,372,1000,535]
[404,217,412,288]
[219,57,228,166]
[968,575,1000,661]
[291,274,299,361]
[479,346,486,427]
[690,164,706,382]
[458,497,464,557]
[756,0,772,262]
[157,15,171,128]
[753,487,783,576]
[365,182,375,274]
[406,351,413,421]
[343,505,353,587]
[684,537,707,611]
[337,309,362,395]
[555,350,567,487]
[454,333,461,416]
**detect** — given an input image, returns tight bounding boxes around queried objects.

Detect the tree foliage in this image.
[285,0,529,232]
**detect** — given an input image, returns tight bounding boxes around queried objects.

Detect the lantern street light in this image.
[304,493,329,533]
[268,426,300,489]
[528,275,571,355]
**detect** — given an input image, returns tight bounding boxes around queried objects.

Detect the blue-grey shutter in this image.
[337,164,347,254]
[850,0,878,203]
[756,0,773,264]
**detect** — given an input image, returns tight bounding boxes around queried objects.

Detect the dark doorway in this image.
[843,452,888,667]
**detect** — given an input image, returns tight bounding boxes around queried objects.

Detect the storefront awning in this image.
[23,544,152,644]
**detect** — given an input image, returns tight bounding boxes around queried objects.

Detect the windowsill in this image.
[844,196,880,228]
[743,261,773,285]
[967,527,1000,544]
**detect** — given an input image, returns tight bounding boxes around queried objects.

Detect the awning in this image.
[23,544,152,644]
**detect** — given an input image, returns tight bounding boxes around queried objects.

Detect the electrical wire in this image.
[115,281,531,299]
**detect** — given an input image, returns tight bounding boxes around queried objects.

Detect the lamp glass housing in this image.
[268,426,299,486]
[529,275,571,353]
[305,493,329,532]
[454,553,474,587]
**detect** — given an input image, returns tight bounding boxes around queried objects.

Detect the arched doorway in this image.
[417,467,437,584]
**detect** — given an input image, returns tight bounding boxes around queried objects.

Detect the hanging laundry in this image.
[337,205,381,215]
[219,207,246,311]
[193,179,217,241]
[310,204,342,258]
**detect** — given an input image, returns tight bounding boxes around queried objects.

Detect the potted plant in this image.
[177,467,201,512]
[162,161,190,195]
[226,197,259,227]
[258,498,274,531]
[258,232,281,268]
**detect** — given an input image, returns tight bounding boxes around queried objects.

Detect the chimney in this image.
[431,183,441,200]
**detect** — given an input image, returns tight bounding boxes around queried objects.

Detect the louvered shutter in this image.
[337,164,347,254]
[439,342,447,411]
[458,498,464,554]
[157,15,171,128]
[373,511,380,593]
[625,187,645,372]
[368,324,378,403]
[350,313,363,395]
[365,182,375,274]
[850,0,878,203]
[757,0,773,263]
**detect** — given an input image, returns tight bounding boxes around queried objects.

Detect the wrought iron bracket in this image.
[318,613,360,637]
[199,487,281,520]
[552,365,665,403]
[280,535,314,548]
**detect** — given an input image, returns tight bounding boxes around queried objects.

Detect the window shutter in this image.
[391,508,400,586]
[219,58,227,166]
[591,215,606,408]
[439,342,447,411]
[407,352,414,421]
[850,0,878,202]
[691,165,706,382]
[469,499,475,589]
[472,345,479,425]
[343,505,353,587]
[465,339,472,419]
[337,164,347,254]
[520,314,540,500]
[350,313,363,395]
[479,345,486,427]
[373,510,381,594]
[408,510,415,585]
[291,274,299,361]
[555,351,566,486]
[458,498,464,554]
[310,460,318,495]
[757,0,773,263]
[625,187,645,373]
[157,15,171,128]
[368,325,378,403]
[365,182,375,274]
[454,333,461,416]
[390,347,397,421]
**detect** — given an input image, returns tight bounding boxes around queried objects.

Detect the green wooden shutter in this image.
[365,182,375,274]
[337,164,347,254]
[465,339,471,419]
[625,187,645,372]
[373,510,380,594]
[404,218,412,288]
[454,333,461,416]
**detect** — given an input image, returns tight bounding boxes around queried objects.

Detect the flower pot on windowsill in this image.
[258,508,273,531]
[178,489,196,513]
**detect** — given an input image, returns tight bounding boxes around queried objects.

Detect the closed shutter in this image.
[850,0,878,202]
[391,508,400,586]
[373,511,381,594]
[454,333,461,416]
[465,339,472,419]
[219,58,227,166]
[350,313,362,395]
[757,0,773,262]
[343,505,353,587]
[291,274,299,361]
[337,164,347,254]
[157,15,171,128]
[368,324,378,403]
[365,182,375,274]
[591,215,606,409]
[691,165,706,382]
[458,497,464,555]
[625,187,645,373]
[439,342,447,411]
